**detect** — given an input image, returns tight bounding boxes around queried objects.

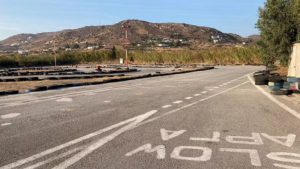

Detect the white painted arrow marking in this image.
[262,133,296,148]
[160,128,186,141]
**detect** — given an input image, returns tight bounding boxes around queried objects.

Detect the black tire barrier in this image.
[3,79,16,82]
[33,86,48,92]
[0,67,214,96]
[0,90,19,96]
[16,78,29,81]
[271,89,293,96]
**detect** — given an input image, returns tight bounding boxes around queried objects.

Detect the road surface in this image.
[1,66,300,169]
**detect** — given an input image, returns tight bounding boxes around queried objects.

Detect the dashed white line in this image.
[162,105,172,109]
[1,113,20,119]
[173,100,183,104]
[104,101,111,103]
[1,123,12,127]
[194,94,201,97]
[208,89,214,91]
[214,87,219,89]
[56,98,73,102]
[185,97,193,100]
[201,91,208,94]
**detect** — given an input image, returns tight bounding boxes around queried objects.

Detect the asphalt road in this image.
[1,66,300,169]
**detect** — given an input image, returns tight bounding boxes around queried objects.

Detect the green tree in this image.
[293,0,300,41]
[257,0,298,66]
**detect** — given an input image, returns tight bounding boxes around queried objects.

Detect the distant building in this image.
[18,50,30,55]
[87,46,99,50]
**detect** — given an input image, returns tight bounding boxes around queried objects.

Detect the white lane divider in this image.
[201,91,208,94]
[0,110,158,169]
[162,105,172,109]
[173,101,183,104]
[208,89,214,91]
[185,97,193,100]
[1,113,20,119]
[56,98,73,102]
[51,110,158,169]
[214,87,219,89]
[104,101,111,103]
[1,123,12,127]
[194,94,201,97]
[248,75,300,120]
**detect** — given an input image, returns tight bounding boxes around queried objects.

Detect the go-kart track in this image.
[1,66,300,169]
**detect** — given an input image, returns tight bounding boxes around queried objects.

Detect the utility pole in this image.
[122,22,130,68]
[53,33,57,68]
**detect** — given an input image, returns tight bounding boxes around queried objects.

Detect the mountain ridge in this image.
[0,20,259,53]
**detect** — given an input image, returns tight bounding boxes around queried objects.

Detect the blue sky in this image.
[0,0,265,40]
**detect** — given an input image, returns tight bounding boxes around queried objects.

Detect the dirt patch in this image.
[274,66,288,76]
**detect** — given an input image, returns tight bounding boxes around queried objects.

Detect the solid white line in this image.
[185,97,193,100]
[173,100,183,104]
[248,75,300,120]
[162,105,172,109]
[0,111,157,169]
[52,110,158,169]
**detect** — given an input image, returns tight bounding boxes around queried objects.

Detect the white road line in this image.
[194,94,201,97]
[104,101,111,103]
[1,123,12,127]
[201,91,208,94]
[185,97,193,100]
[162,105,172,109]
[139,81,250,128]
[248,75,300,120]
[0,74,250,168]
[23,146,84,169]
[0,111,158,169]
[52,110,158,169]
[0,73,249,109]
[1,113,20,119]
[214,87,219,89]
[56,98,73,102]
[173,100,183,104]
[208,89,214,91]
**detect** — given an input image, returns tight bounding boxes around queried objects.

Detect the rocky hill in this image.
[0,20,256,53]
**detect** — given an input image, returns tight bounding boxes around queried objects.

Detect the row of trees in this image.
[257,0,300,67]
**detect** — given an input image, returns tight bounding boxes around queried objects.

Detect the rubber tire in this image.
[271,89,292,95]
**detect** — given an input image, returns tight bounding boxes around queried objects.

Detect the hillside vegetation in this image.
[0,46,262,68]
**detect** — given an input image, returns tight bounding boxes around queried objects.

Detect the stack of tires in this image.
[254,70,270,85]
[268,75,292,95]
[253,70,292,95]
